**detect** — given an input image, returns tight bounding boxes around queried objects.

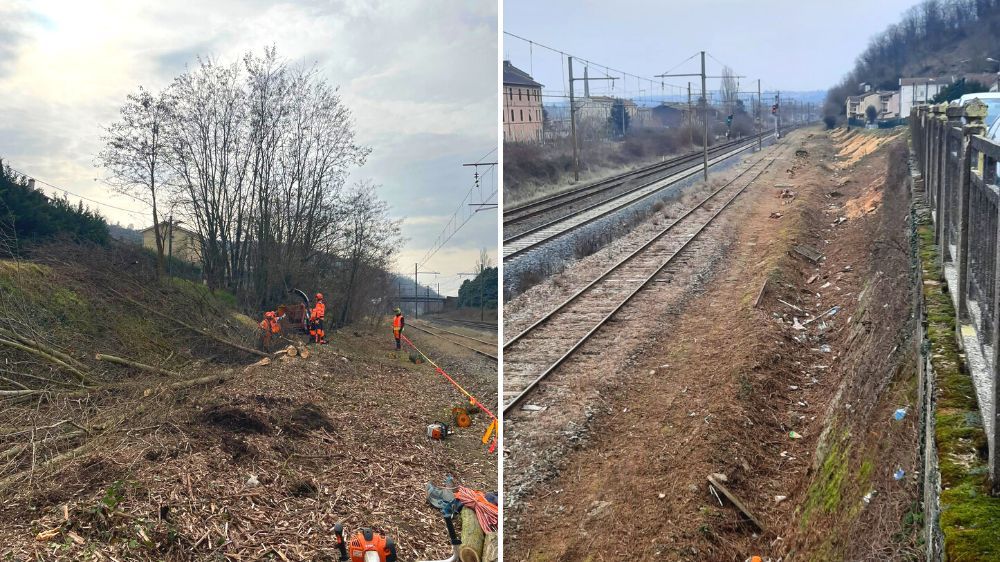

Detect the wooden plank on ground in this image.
[707,474,765,532]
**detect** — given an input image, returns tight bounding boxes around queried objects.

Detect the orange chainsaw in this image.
[333,514,460,562]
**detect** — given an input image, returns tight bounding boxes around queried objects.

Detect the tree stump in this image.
[459,508,484,562]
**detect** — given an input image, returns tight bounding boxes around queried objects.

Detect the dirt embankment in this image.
[506,128,922,561]
[0,245,497,560]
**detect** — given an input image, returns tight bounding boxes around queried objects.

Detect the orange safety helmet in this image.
[315,293,324,301]
[265,311,276,319]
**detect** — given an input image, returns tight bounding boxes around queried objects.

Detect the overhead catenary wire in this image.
[4,164,148,218]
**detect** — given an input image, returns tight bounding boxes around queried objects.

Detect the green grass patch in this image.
[916,216,1000,561]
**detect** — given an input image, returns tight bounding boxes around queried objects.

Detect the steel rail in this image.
[502,144,788,414]
[406,324,498,362]
[503,133,765,226]
[501,137,769,261]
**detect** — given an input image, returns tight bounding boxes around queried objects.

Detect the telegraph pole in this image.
[414,263,439,319]
[567,56,616,182]
[568,57,579,182]
[657,52,742,181]
[757,79,762,151]
[700,51,708,181]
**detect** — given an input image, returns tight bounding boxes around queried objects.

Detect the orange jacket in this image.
[311,301,325,321]
[393,314,404,332]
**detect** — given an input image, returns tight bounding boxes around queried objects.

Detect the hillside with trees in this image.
[826,0,1000,119]
[0,162,108,248]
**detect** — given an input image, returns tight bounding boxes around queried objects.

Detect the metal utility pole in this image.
[413,263,439,319]
[567,56,617,182]
[700,51,708,181]
[757,79,762,151]
[569,56,578,181]
[657,52,742,182]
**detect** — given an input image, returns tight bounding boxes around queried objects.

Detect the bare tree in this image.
[719,66,739,114]
[97,87,174,275]
[337,180,403,325]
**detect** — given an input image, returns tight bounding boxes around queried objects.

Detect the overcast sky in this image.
[0,0,497,296]
[503,0,922,96]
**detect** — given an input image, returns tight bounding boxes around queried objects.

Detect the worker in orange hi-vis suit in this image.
[309,293,327,344]
[392,307,405,350]
[258,310,284,351]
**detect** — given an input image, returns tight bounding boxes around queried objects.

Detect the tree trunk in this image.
[459,508,484,562]
[482,533,498,562]
[95,353,182,377]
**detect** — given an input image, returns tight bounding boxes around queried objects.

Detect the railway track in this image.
[504,133,767,231]
[428,317,498,331]
[408,321,498,362]
[502,134,771,262]
[502,143,790,413]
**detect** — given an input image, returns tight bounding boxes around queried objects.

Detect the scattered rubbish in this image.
[833,216,847,225]
[770,212,783,219]
[648,369,656,375]
[806,274,818,284]
[803,306,840,326]
[820,282,832,289]
[893,408,907,421]
[774,495,788,504]
[521,404,545,412]
[658,492,666,499]
[789,385,799,390]
[894,468,905,481]
[818,344,832,353]
[843,265,853,272]
[711,472,728,483]
[778,299,804,312]
[789,431,803,439]
[792,245,824,264]
[246,474,260,488]
[792,318,805,330]
[587,500,612,518]
[780,188,796,199]
[862,490,877,505]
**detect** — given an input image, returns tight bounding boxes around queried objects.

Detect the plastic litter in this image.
[789,431,803,439]
[893,408,906,421]
[894,468,905,481]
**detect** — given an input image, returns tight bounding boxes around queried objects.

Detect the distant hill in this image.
[826,0,1000,118]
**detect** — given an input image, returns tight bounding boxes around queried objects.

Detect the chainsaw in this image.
[333,514,460,562]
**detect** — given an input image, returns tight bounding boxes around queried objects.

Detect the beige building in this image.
[847,90,900,121]
[503,61,543,143]
[140,222,202,265]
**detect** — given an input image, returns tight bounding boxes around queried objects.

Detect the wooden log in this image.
[459,508,484,562]
[0,328,88,371]
[95,353,182,378]
[482,532,498,562]
[0,337,92,385]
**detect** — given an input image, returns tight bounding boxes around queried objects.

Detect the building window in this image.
[520,109,523,121]
[508,88,513,100]
[537,109,541,121]
[528,112,532,122]
[519,89,522,101]
[511,110,514,122]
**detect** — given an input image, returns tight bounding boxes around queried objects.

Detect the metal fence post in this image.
[958,101,987,321]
